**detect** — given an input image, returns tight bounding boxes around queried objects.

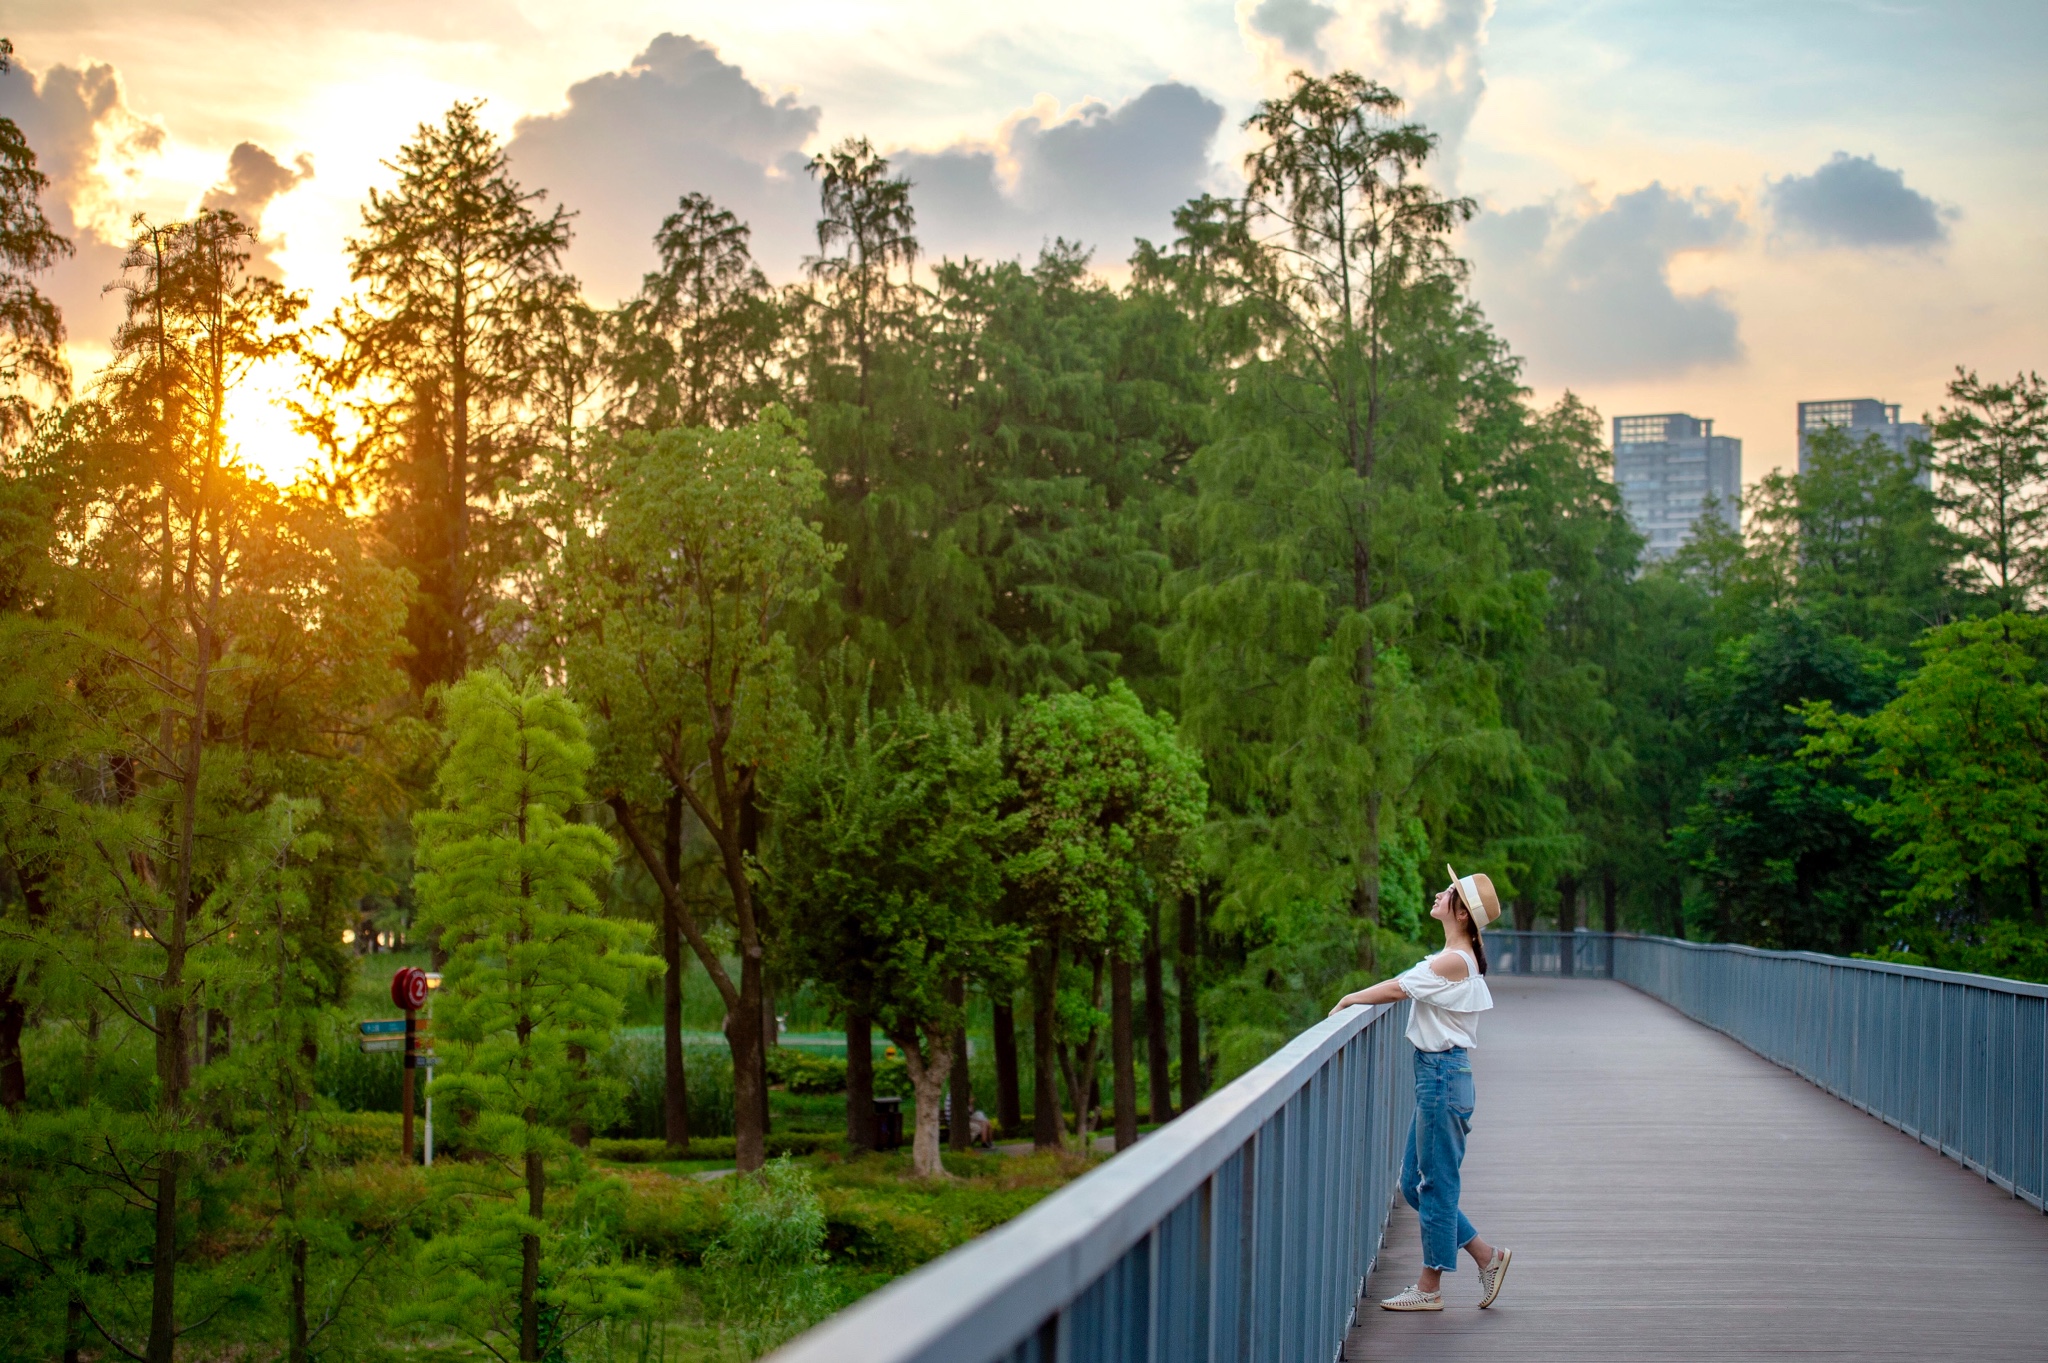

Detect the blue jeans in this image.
[1400,1047,1477,1273]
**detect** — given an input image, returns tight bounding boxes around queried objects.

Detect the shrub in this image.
[600,1034,736,1138]
[591,1131,845,1163]
[317,1035,404,1113]
[766,1049,847,1094]
[696,1157,836,1354]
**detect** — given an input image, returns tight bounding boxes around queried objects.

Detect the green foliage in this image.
[697,1158,833,1355]
[406,669,666,1356]
[772,690,1020,1172]
[1673,613,1902,952]
[1805,613,2048,977]
[766,1048,849,1095]
[1932,369,2048,613]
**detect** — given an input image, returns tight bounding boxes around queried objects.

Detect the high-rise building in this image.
[1797,397,1930,485]
[1611,413,1743,560]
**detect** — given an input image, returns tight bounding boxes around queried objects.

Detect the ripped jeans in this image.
[1400,1046,1477,1273]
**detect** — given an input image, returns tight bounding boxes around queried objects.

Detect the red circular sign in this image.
[390,966,428,1011]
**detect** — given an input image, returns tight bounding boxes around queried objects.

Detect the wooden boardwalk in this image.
[1345,976,2048,1362]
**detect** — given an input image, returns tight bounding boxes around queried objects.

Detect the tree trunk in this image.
[0,871,49,1112]
[661,794,690,1151]
[1177,894,1204,1112]
[1603,869,1619,934]
[1142,904,1173,1126]
[1030,942,1062,1149]
[613,789,764,1172]
[896,1029,952,1179]
[288,1233,309,1363]
[520,1146,544,1361]
[991,998,1021,1136]
[0,981,22,1113]
[846,1012,876,1151]
[1110,953,1138,1151]
[729,953,767,1172]
[758,992,774,1138]
[947,978,972,1152]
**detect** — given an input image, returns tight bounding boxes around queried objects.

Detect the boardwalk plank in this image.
[1344,977,2048,1362]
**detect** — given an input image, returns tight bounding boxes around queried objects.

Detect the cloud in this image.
[1467,183,1745,383]
[202,142,313,277]
[898,83,1225,266]
[1247,0,1340,64]
[1766,152,1949,249]
[510,35,1224,293]
[202,142,312,224]
[0,57,165,355]
[507,33,822,302]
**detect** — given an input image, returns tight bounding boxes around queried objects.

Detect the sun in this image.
[224,354,328,488]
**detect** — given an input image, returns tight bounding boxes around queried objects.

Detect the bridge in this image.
[767,936,2048,1363]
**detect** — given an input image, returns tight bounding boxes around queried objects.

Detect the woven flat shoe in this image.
[1476,1248,1512,1309]
[1380,1285,1444,1311]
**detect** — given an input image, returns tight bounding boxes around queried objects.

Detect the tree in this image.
[1805,613,2048,977]
[771,692,1020,1176]
[0,38,73,447]
[1933,369,2048,613]
[805,137,917,412]
[408,670,662,1361]
[1236,72,1478,959]
[539,409,837,1173]
[1005,683,1205,1149]
[42,210,316,1363]
[609,193,779,432]
[316,101,574,689]
[1673,612,1902,952]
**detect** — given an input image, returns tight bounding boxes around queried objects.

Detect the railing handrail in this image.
[1483,929,2048,1000]
[765,999,1399,1363]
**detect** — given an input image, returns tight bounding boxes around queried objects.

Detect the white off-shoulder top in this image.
[1396,949,1494,1052]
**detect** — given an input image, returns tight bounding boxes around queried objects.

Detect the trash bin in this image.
[873,1095,903,1151]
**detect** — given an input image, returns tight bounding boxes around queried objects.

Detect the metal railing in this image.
[1612,934,2048,1213]
[1482,929,1616,978]
[766,999,1415,1363]
[1484,929,2048,1212]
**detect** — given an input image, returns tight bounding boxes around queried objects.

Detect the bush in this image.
[697,1157,836,1355]
[616,1171,726,1265]
[591,1131,845,1163]
[318,1037,404,1112]
[600,1034,736,1138]
[766,1049,846,1094]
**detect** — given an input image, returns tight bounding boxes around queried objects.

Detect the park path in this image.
[1345,976,2048,1362]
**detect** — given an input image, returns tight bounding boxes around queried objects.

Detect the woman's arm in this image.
[1328,977,1407,1015]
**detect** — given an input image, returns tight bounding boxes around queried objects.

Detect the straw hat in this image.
[1444,865,1503,928]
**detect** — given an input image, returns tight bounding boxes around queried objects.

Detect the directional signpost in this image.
[358,969,441,1163]
[394,967,428,1161]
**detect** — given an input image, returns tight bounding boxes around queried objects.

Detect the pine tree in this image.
[1933,368,2048,613]
[408,670,662,1360]
[0,38,73,446]
[316,102,575,689]
[609,192,779,431]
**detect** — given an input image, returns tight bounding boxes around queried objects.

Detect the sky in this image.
[5,0,2044,486]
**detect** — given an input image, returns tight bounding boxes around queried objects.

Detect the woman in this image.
[1330,866,1512,1312]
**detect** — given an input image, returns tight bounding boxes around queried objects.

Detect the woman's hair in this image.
[1451,893,1490,975]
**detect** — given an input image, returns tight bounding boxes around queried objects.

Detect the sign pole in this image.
[402,1006,416,1161]
[390,967,428,1163]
